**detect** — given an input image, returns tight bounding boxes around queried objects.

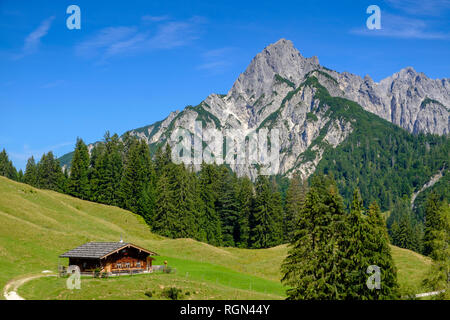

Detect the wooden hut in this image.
[59,241,157,274]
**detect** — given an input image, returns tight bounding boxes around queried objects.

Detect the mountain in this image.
[60,39,449,181]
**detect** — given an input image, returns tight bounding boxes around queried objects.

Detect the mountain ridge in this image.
[60,39,449,180]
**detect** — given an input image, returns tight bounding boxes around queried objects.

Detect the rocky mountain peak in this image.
[229,39,319,102]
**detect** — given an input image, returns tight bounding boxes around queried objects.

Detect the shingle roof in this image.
[59,242,153,259]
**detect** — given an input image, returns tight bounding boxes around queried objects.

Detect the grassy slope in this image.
[0,177,430,300]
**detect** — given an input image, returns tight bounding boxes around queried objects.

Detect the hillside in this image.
[0,176,431,299]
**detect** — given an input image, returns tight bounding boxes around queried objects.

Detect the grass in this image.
[390,246,431,294]
[0,176,432,300]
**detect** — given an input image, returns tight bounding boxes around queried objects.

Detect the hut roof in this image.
[59,242,157,259]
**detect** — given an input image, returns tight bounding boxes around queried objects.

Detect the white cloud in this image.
[14,16,55,60]
[74,16,205,63]
[141,15,170,22]
[384,0,450,16]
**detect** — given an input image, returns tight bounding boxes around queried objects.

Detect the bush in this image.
[162,287,183,300]
[144,291,153,298]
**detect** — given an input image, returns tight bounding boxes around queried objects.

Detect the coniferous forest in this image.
[0,127,448,255]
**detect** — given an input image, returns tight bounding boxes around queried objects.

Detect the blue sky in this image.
[1,0,449,170]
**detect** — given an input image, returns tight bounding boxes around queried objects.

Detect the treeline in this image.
[1,129,447,254]
[5,133,305,248]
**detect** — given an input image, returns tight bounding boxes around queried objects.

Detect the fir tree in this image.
[216,165,239,246]
[281,175,351,299]
[68,138,91,199]
[36,152,65,192]
[198,163,222,246]
[152,167,177,237]
[0,149,17,180]
[423,192,446,256]
[24,156,38,186]
[119,140,155,216]
[250,175,283,249]
[422,201,450,299]
[365,202,399,299]
[236,176,254,247]
[284,173,307,242]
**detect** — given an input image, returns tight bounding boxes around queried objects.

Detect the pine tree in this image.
[198,163,222,246]
[216,165,239,246]
[281,175,351,299]
[17,169,23,182]
[152,167,177,237]
[340,190,399,299]
[154,144,172,177]
[119,140,155,216]
[153,162,197,239]
[24,156,38,186]
[236,176,254,248]
[388,199,422,252]
[0,149,17,180]
[90,133,124,206]
[422,200,450,299]
[250,175,283,249]
[340,189,373,299]
[423,192,445,256]
[170,164,198,238]
[68,138,91,199]
[284,172,307,242]
[365,202,399,299]
[36,152,65,192]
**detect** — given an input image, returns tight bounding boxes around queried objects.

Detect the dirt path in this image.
[3,272,56,300]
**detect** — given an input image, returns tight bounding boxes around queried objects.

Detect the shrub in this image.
[144,291,153,298]
[162,287,183,300]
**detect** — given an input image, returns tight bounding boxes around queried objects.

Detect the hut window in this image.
[136,262,141,268]
[125,262,130,268]
[116,263,122,268]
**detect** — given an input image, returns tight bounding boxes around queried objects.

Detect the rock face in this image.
[122,39,449,178]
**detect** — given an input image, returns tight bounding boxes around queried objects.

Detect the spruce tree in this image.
[68,138,91,199]
[422,199,450,299]
[36,152,65,192]
[250,175,283,249]
[0,149,17,180]
[198,163,222,246]
[340,189,373,299]
[216,165,239,246]
[24,156,38,186]
[236,176,254,248]
[281,175,350,299]
[365,202,399,299]
[284,172,307,242]
[152,167,177,237]
[119,140,155,216]
[423,192,445,256]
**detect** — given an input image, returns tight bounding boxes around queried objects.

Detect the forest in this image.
[0,124,448,254]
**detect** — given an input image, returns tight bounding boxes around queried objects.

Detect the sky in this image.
[0,0,449,170]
